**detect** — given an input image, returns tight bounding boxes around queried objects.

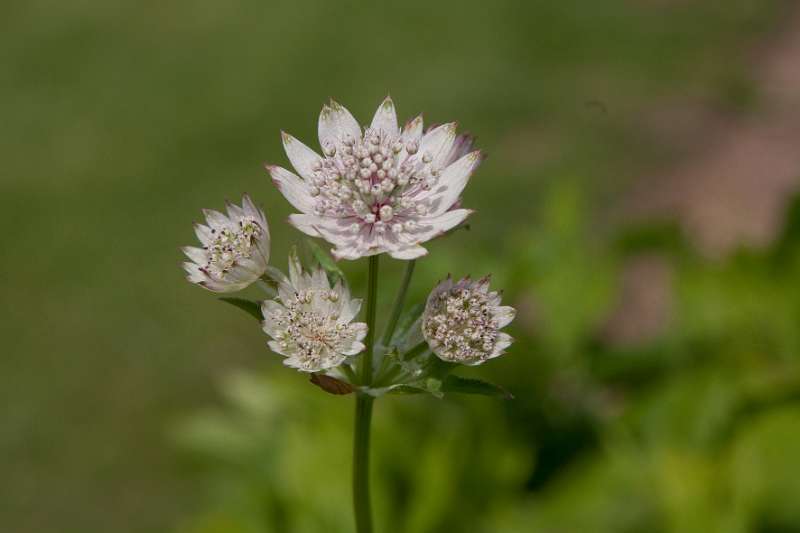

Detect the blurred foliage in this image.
[172,183,800,533]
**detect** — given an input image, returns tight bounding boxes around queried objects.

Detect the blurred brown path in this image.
[606,6,800,345]
[626,6,800,257]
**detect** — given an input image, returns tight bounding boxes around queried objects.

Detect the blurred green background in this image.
[3,0,800,531]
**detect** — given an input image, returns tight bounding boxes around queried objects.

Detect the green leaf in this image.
[391,303,425,350]
[306,239,344,281]
[218,298,262,322]
[441,375,513,399]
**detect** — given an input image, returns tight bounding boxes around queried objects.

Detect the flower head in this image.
[268,96,481,260]
[422,276,515,365]
[183,195,270,292]
[261,253,367,372]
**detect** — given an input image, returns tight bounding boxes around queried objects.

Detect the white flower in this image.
[182,195,270,292]
[261,253,367,372]
[422,276,515,365]
[268,96,481,260]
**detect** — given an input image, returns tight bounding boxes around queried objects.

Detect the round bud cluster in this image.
[202,217,264,280]
[310,128,437,237]
[422,277,514,365]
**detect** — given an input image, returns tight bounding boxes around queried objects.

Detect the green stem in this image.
[380,260,416,347]
[353,394,374,533]
[360,255,380,385]
[353,255,379,533]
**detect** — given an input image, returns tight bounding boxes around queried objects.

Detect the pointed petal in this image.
[182,246,208,265]
[401,114,424,144]
[425,151,483,216]
[409,208,473,242]
[267,165,315,213]
[489,332,514,359]
[288,214,323,237]
[281,131,322,181]
[419,123,457,168]
[193,223,213,245]
[494,306,516,329]
[318,100,361,150]
[202,209,230,230]
[389,244,428,260]
[370,96,399,136]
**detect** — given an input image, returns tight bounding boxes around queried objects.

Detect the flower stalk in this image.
[353,255,379,533]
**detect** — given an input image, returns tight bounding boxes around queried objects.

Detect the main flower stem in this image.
[353,255,379,533]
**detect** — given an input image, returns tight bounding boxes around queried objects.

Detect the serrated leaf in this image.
[306,239,344,281]
[441,375,513,399]
[310,374,354,395]
[219,298,262,322]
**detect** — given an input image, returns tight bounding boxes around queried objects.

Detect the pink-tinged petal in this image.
[266,165,315,213]
[281,131,322,181]
[288,214,323,237]
[389,244,428,260]
[401,114,424,144]
[426,151,483,216]
[370,96,399,137]
[419,123,457,167]
[318,100,361,150]
[441,133,475,167]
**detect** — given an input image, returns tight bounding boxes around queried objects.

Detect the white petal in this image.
[288,214,323,237]
[193,223,213,245]
[389,244,428,260]
[401,115,423,144]
[281,131,322,181]
[288,251,307,290]
[425,151,482,216]
[341,340,366,356]
[183,262,206,283]
[419,123,457,168]
[182,246,207,265]
[311,266,329,290]
[268,340,289,357]
[339,298,362,323]
[202,209,231,230]
[409,208,473,242]
[489,332,514,359]
[225,200,245,221]
[494,306,516,329]
[318,100,361,150]
[267,165,315,213]
[370,96,399,137]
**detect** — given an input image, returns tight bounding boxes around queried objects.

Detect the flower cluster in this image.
[183,195,270,292]
[182,96,515,384]
[269,97,481,260]
[261,254,367,372]
[422,276,515,365]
